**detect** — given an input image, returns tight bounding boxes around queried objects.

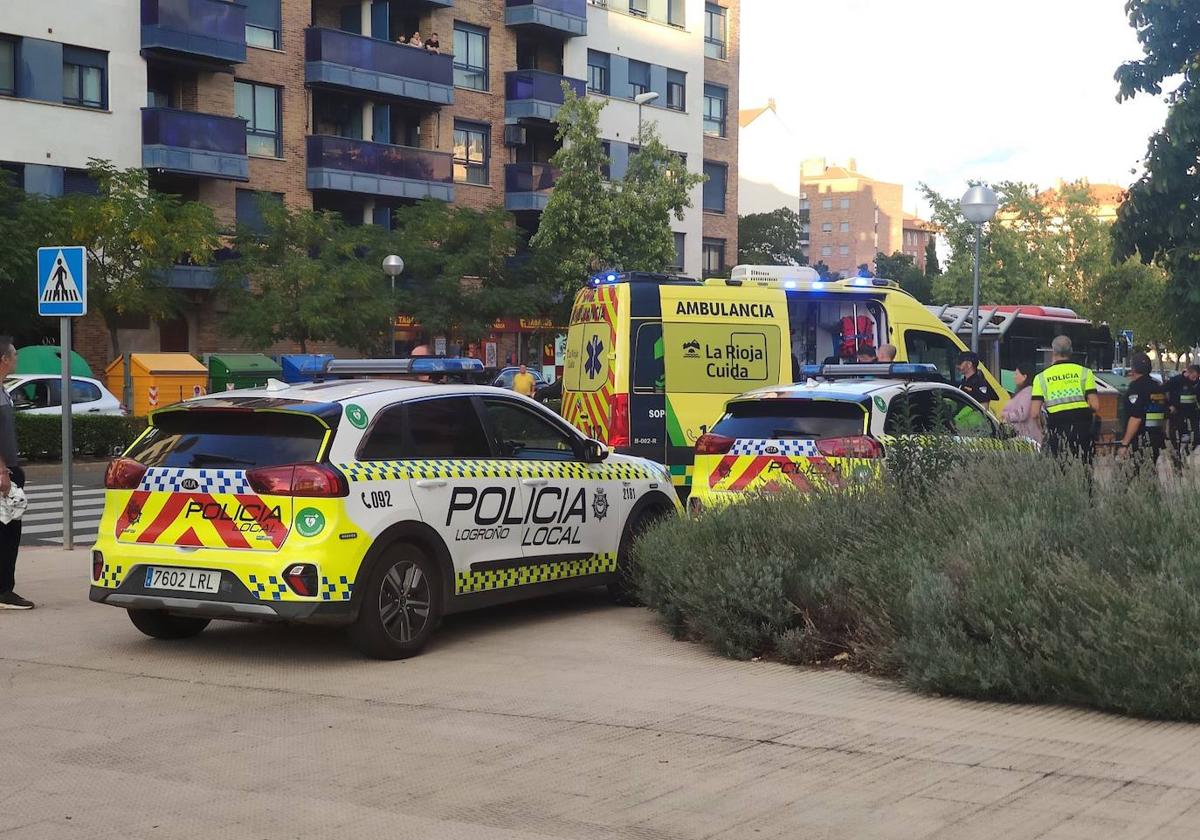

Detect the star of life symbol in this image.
[585,336,604,379]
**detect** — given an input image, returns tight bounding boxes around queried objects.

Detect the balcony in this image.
[306,135,454,201]
[163,265,219,290]
[504,70,586,123]
[505,0,587,37]
[140,0,246,65]
[305,28,453,107]
[504,162,559,212]
[142,108,249,181]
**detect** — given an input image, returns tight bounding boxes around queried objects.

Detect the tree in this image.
[1091,260,1182,355]
[219,201,394,354]
[60,160,221,355]
[874,251,931,303]
[1112,0,1200,344]
[0,174,64,347]
[812,260,840,281]
[924,238,941,277]
[533,86,705,309]
[737,208,807,266]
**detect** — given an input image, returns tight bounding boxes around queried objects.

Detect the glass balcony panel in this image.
[504,70,586,103]
[504,162,559,193]
[307,135,453,184]
[141,0,246,63]
[305,27,453,87]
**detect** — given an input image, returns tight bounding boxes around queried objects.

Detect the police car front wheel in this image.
[349,545,443,660]
[127,609,211,640]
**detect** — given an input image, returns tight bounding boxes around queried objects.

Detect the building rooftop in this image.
[738,98,776,128]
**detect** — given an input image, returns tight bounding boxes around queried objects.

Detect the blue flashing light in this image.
[799,364,825,378]
[857,267,873,278]
[811,280,825,290]
[887,363,938,376]
[783,280,797,289]
[411,357,484,373]
[852,277,871,286]
[588,269,622,286]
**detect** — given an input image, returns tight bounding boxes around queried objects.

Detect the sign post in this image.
[37,246,87,551]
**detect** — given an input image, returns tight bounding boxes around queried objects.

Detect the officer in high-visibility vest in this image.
[1119,352,1169,464]
[1029,335,1100,463]
[1165,364,1200,457]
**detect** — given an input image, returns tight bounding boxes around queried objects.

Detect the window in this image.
[703,84,727,137]
[799,196,810,211]
[839,222,850,233]
[702,238,726,276]
[839,197,850,209]
[668,0,685,27]
[821,222,832,233]
[904,329,961,382]
[236,189,283,234]
[632,323,665,393]
[666,69,685,111]
[0,38,15,97]
[69,380,102,405]
[702,161,726,213]
[245,0,281,48]
[821,246,832,257]
[714,400,866,442]
[453,120,489,185]
[483,399,575,460]
[235,81,281,157]
[704,3,727,59]
[453,23,488,91]
[362,398,491,460]
[628,0,648,17]
[671,232,685,270]
[821,198,833,210]
[587,50,610,95]
[62,47,106,109]
[128,411,326,469]
[838,245,849,256]
[937,389,995,435]
[628,60,650,98]
[63,169,98,195]
[600,140,611,181]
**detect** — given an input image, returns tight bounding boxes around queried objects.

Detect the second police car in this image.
[89,360,680,659]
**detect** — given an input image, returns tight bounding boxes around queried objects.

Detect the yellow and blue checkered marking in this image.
[321,575,353,602]
[456,552,617,594]
[247,573,289,601]
[337,459,657,483]
[98,564,125,589]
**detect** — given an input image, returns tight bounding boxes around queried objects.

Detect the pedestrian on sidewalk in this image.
[1001,362,1043,444]
[1029,336,1099,464]
[1119,352,1168,465]
[0,336,34,610]
[512,364,536,398]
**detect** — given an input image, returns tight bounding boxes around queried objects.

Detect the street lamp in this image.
[382,254,404,357]
[959,185,999,353]
[634,91,659,145]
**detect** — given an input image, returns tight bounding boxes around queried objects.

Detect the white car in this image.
[5,375,123,415]
[90,375,680,659]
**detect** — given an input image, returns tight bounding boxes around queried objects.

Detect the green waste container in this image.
[208,353,282,392]
[16,346,93,377]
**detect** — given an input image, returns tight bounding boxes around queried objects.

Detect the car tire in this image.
[608,505,671,606]
[127,609,211,640]
[348,543,443,660]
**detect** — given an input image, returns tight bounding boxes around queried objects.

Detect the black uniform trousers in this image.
[1045,410,1095,466]
[0,465,25,594]
[1170,410,1199,455]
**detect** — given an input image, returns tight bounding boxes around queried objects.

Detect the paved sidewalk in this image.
[2,547,1199,839]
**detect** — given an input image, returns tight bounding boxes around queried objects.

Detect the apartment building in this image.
[1,0,738,370]
[901,214,935,273]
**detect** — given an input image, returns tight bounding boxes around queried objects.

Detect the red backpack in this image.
[839,316,875,357]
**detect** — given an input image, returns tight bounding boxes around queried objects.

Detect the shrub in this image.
[636,453,1200,720]
[16,413,147,461]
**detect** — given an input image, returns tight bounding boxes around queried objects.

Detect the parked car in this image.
[491,366,546,390]
[4,375,124,415]
[535,378,562,404]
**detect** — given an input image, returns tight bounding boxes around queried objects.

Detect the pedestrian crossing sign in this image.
[37,245,87,317]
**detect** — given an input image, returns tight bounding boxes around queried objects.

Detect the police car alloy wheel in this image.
[127,609,211,641]
[349,545,444,660]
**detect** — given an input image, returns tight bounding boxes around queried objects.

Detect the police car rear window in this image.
[127,411,326,469]
[712,400,866,440]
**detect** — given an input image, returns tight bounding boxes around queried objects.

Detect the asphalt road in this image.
[3,547,1200,840]
[18,462,108,547]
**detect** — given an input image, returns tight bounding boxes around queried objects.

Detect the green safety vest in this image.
[1031,363,1095,414]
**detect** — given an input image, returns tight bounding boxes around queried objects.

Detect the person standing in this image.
[1029,335,1099,463]
[0,337,33,610]
[877,344,898,363]
[1001,362,1043,444]
[1165,364,1200,457]
[957,351,999,409]
[512,364,537,398]
[1119,352,1168,464]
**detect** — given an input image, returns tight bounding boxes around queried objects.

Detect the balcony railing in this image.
[505,162,559,193]
[505,0,587,36]
[140,0,246,64]
[306,135,454,201]
[504,70,586,122]
[305,27,454,106]
[142,108,249,180]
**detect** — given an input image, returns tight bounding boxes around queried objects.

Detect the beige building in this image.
[901,214,936,273]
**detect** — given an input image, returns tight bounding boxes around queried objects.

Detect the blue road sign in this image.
[37,246,87,317]
[1120,329,1134,345]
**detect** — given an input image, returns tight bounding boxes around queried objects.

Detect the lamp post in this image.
[382,254,404,357]
[959,185,999,354]
[634,91,659,145]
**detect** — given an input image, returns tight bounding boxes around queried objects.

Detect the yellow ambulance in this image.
[560,265,1007,495]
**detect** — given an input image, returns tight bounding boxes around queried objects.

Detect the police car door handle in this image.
[521,478,549,487]
[415,479,447,489]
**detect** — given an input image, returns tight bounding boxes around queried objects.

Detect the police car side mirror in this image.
[582,439,609,463]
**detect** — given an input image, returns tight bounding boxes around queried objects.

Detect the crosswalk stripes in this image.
[18,484,107,545]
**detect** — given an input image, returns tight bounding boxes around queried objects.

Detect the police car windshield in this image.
[127,411,326,469]
[712,400,866,440]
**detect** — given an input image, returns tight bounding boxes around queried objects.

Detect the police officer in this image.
[1029,335,1100,463]
[957,351,999,409]
[1165,364,1200,457]
[1119,352,1168,464]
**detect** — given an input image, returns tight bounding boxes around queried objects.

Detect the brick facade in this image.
[701,0,738,275]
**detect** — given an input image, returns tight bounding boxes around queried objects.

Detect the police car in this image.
[90,360,679,659]
[689,363,1025,511]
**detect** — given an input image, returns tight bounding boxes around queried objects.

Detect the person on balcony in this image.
[407,31,424,48]
[425,32,440,53]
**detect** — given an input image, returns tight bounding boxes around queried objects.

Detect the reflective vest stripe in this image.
[1181,394,1197,404]
[1034,365,1093,414]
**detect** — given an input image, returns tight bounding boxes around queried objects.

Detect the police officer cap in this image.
[957,351,979,366]
[1131,353,1152,375]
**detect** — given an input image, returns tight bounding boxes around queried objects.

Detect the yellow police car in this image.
[689,363,1020,511]
[90,361,679,659]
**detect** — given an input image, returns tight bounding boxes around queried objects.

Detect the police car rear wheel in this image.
[349,545,442,660]
[126,609,211,640]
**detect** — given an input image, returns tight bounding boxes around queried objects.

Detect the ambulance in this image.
[561,265,1008,495]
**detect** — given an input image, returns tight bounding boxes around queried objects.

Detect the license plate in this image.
[143,566,221,594]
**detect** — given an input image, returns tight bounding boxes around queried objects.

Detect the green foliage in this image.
[737,208,808,266]
[812,260,840,281]
[17,413,146,460]
[638,454,1200,719]
[532,86,705,310]
[1112,0,1200,343]
[924,238,941,277]
[0,175,64,346]
[1091,260,1178,351]
[874,251,931,303]
[219,200,396,354]
[61,160,222,355]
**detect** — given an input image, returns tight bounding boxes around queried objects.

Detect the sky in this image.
[740,0,1170,217]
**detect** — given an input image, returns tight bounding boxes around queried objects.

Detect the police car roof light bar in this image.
[798,363,942,381]
[322,357,485,378]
